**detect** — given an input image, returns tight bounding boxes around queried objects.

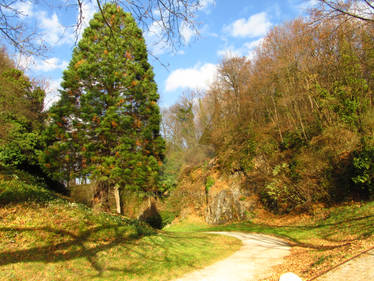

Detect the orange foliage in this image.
[74,59,85,68]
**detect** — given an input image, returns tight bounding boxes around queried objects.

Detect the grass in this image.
[168,201,374,243]
[0,173,241,281]
[166,202,374,280]
[2,169,373,280]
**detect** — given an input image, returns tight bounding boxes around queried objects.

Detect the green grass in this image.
[0,173,241,281]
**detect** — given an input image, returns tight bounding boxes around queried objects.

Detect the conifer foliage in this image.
[43,4,164,210]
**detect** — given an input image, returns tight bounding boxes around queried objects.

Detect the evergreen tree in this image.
[43,3,164,211]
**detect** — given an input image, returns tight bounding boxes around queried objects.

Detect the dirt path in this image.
[315,249,374,281]
[174,232,291,281]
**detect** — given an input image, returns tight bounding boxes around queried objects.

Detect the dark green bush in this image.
[352,143,374,197]
[159,210,177,227]
[0,177,56,205]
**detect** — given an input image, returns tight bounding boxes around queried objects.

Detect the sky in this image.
[7,0,318,109]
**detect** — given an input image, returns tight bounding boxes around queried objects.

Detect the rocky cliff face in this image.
[205,187,255,224]
[203,173,255,224]
[206,189,242,224]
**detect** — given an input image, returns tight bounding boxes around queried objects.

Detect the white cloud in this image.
[32,57,68,72]
[16,54,68,72]
[180,22,195,44]
[217,46,243,58]
[39,11,73,46]
[198,0,216,13]
[145,20,172,55]
[217,38,264,60]
[294,0,319,12]
[165,63,218,92]
[12,1,33,17]
[44,78,62,109]
[223,12,271,38]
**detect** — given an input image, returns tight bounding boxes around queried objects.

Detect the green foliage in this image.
[280,131,306,150]
[0,176,56,205]
[160,210,177,227]
[0,51,45,170]
[43,4,164,195]
[205,176,215,192]
[0,120,44,167]
[159,154,182,192]
[352,141,374,195]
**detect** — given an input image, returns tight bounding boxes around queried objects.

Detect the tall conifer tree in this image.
[43,3,164,211]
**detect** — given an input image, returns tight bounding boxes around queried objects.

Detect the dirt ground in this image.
[315,249,374,281]
[174,232,291,281]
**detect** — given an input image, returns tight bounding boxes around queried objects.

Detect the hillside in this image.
[0,171,241,281]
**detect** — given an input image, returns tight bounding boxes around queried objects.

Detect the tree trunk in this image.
[114,185,122,214]
[93,181,110,212]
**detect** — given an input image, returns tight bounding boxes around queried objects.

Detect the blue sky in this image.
[8,0,317,108]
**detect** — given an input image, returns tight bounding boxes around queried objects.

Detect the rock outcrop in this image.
[205,181,255,224]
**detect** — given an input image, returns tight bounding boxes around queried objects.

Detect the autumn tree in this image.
[43,3,164,213]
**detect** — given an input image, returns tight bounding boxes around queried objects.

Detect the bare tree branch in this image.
[318,0,374,23]
[0,0,202,58]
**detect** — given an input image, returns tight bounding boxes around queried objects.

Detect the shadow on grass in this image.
[0,224,220,278]
[0,225,134,276]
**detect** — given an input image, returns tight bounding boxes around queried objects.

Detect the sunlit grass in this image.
[0,176,241,281]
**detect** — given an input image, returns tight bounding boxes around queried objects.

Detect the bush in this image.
[159,210,177,227]
[0,177,56,205]
[352,142,374,197]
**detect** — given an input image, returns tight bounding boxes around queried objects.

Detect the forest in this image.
[162,8,374,214]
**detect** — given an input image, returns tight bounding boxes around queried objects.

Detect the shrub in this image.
[0,177,56,204]
[352,142,374,197]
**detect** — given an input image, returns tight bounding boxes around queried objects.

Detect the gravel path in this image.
[174,232,291,281]
[315,249,374,281]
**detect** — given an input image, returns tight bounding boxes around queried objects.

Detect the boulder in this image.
[206,189,246,224]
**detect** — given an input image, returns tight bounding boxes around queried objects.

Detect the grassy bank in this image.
[166,202,374,280]
[0,174,241,281]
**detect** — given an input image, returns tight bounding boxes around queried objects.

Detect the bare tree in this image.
[317,0,374,22]
[0,0,202,55]
[0,0,46,55]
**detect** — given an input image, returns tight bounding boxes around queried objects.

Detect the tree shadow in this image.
[0,224,217,278]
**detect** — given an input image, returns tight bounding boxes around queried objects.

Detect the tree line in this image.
[162,7,374,212]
